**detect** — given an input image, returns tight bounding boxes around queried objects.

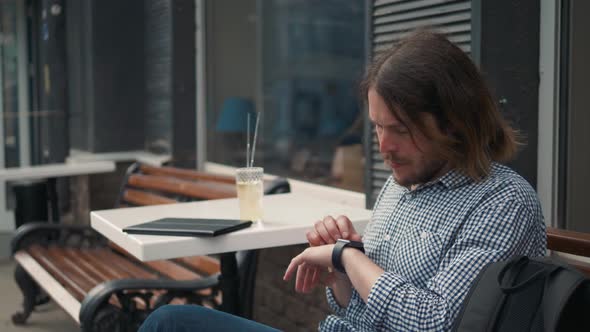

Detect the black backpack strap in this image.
[452,259,515,332]
[538,257,587,331]
[498,256,563,294]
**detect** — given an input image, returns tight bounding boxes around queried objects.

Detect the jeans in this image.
[138,305,280,332]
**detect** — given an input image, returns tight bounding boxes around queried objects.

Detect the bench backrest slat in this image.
[123,188,178,206]
[127,174,235,201]
[119,165,237,208]
[139,164,235,184]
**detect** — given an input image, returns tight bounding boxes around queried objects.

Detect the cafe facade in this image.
[0,0,589,330]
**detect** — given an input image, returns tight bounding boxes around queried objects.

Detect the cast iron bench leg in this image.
[12,263,40,324]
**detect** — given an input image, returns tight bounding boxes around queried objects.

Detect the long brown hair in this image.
[361,29,520,180]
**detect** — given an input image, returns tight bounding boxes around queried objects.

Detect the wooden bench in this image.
[547,226,590,277]
[11,162,290,332]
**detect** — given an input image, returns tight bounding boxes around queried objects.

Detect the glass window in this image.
[1,1,22,167]
[206,0,366,191]
[68,0,173,156]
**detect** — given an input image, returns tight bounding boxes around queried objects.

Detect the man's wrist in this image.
[341,247,365,273]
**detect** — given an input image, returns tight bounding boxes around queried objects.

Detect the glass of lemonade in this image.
[236,167,264,223]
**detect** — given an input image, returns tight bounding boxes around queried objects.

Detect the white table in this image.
[91,192,372,260]
[90,192,372,314]
[1,161,115,225]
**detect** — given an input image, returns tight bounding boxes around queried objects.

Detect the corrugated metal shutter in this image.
[365,0,472,208]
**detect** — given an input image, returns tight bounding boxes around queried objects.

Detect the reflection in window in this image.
[207,0,366,192]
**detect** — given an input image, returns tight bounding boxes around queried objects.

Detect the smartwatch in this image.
[332,239,365,274]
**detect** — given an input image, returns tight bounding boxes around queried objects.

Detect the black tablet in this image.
[123,218,253,237]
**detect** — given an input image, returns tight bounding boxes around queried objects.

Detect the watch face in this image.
[339,239,351,244]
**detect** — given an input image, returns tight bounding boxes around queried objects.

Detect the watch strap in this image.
[331,239,364,274]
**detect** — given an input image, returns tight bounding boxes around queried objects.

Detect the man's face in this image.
[368,89,448,188]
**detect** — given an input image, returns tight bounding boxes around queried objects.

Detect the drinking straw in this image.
[250,112,260,168]
[246,113,251,168]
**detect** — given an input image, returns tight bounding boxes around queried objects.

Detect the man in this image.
[282,30,546,331]
[139,30,545,332]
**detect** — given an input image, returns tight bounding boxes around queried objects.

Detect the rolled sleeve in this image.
[364,272,406,326]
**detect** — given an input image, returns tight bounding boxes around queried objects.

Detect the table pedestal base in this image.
[219,252,240,315]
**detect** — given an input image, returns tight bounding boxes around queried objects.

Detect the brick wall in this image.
[254,245,331,331]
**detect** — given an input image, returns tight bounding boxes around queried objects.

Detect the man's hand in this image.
[307,215,362,246]
[286,215,362,294]
[306,215,362,288]
[283,244,335,293]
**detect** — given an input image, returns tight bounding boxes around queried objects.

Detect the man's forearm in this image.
[329,272,354,307]
[341,247,383,302]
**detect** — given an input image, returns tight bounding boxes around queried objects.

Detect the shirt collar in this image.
[437,169,472,189]
[409,168,472,192]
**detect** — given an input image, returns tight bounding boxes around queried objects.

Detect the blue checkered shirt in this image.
[320,163,546,331]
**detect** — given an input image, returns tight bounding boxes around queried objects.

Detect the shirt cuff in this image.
[325,287,348,317]
[364,271,406,327]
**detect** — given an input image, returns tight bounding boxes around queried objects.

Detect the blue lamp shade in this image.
[216,97,255,133]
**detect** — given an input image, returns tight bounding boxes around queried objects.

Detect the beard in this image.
[383,153,447,188]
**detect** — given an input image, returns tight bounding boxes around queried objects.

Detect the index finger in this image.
[335,215,353,239]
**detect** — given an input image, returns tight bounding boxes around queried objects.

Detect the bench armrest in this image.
[79,275,220,328]
[11,222,104,254]
[547,226,590,258]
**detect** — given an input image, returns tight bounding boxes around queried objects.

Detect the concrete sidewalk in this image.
[0,259,78,332]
